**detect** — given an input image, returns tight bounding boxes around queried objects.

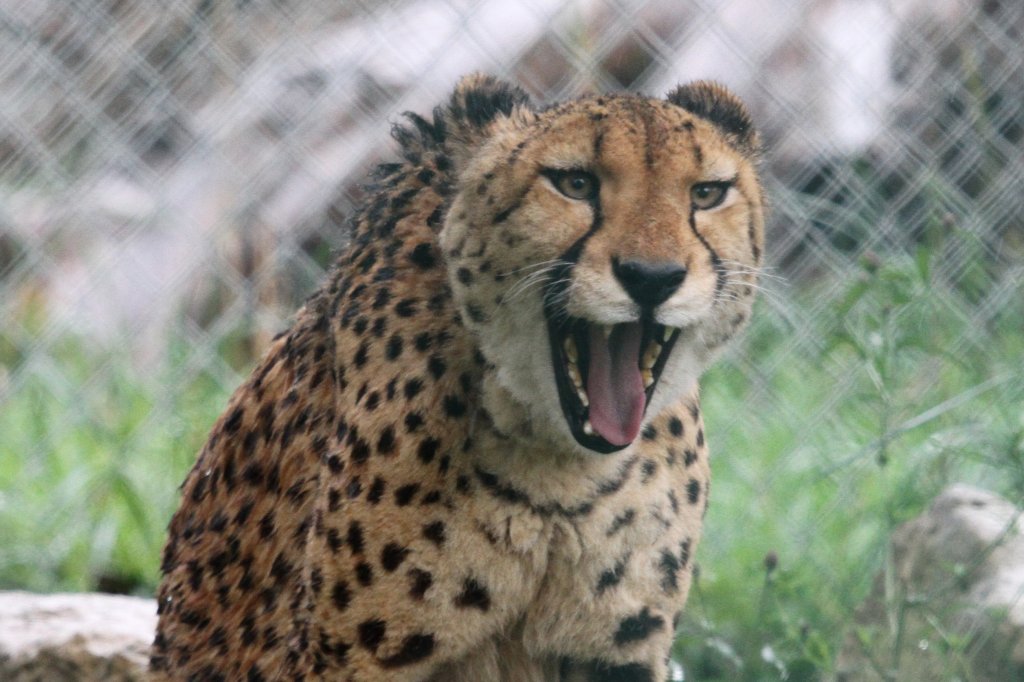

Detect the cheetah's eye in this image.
[545,169,599,201]
[690,181,731,210]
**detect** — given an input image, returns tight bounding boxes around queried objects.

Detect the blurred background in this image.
[1,0,1022,678]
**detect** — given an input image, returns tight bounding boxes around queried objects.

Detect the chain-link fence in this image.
[2,0,1023,679]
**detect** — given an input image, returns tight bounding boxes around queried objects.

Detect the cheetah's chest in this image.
[459,423,707,658]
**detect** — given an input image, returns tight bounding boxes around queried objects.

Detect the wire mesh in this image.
[1,0,1022,677]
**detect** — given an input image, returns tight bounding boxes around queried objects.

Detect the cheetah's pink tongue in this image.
[587,323,645,446]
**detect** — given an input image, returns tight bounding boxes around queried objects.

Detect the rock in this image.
[836,484,1024,681]
[0,591,155,681]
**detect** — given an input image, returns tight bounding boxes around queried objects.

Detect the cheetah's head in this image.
[439,75,764,455]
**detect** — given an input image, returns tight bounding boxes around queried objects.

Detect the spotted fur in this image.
[151,74,764,681]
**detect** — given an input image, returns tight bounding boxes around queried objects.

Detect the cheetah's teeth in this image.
[641,342,661,370]
[663,326,674,343]
[577,388,589,406]
[583,420,595,436]
[564,336,578,363]
[568,362,583,391]
[642,368,654,388]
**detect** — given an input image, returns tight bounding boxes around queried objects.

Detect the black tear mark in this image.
[541,177,605,319]
[748,215,761,263]
[687,210,725,299]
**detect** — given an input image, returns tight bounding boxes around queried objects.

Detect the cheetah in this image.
[151,74,764,681]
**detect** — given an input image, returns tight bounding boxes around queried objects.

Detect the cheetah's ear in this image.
[392,75,531,170]
[447,73,533,130]
[667,81,760,155]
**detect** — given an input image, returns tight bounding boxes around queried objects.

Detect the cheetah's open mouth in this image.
[546,316,681,454]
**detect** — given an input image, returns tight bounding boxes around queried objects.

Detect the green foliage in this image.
[674,243,1024,679]
[0,332,234,594]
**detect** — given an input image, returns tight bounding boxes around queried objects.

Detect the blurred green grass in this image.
[1,242,1022,678]
[675,248,1024,679]
[0,334,234,593]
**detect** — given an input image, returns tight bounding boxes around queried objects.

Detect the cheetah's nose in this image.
[612,258,687,308]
